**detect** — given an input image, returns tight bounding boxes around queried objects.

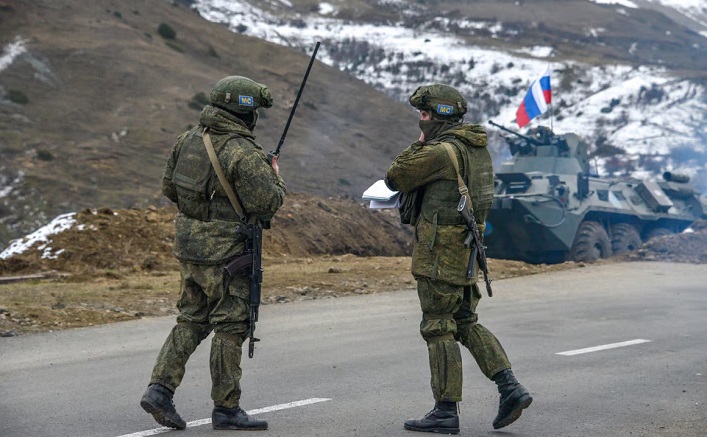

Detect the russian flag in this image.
[515,66,552,128]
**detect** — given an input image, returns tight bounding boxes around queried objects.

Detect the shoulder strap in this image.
[441,142,475,210]
[202,128,250,223]
[448,138,470,187]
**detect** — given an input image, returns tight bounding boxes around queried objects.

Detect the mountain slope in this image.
[192,0,707,191]
[2,0,707,249]
[0,0,418,248]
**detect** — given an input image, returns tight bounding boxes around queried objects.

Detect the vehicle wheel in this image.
[610,223,642,255]
[644,227,674,242]
[568,221,612,262]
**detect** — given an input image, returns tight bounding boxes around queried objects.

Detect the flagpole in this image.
[549,63,554,132]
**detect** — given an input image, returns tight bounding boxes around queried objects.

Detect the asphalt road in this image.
[1,262,706,437]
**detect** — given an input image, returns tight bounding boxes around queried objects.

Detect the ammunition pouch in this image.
[421,179,465,226]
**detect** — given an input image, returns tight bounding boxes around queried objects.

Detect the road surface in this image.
[1,262,706,436]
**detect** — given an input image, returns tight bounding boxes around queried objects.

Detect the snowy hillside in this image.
[194,0,707,192]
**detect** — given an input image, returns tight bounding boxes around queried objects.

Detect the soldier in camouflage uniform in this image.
[140,76,286,431]
[386,84,532,434]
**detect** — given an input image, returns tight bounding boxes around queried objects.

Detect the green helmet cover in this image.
[210,75,273,114]
[409,84,467,119]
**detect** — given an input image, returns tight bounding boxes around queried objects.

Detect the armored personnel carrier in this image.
[484,121,707,264]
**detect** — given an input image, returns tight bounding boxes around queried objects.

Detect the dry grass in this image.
[0,255,581,336]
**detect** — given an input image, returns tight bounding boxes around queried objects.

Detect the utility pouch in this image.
[172,131,214,220]
[399,188,424,225]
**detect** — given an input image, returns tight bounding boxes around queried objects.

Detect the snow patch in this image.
[586,28,606,38]
[515,46,555,58]
[0,213,76,260]
[0,172,24,200]
[193,0,707,179]
[0,37,27,74]
[319,2,336,15]
[589,0,638,8]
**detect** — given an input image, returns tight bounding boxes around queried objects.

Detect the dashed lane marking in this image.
[117,397,332,437]
[556,339,652,356]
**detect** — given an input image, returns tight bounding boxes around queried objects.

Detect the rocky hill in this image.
[0,0,418,248]
[2,0,707,250]
[193,0,707,189]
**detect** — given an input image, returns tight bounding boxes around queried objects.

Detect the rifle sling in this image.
[441,143,474,209]
[202,128,255,224]
[443,143,493,296]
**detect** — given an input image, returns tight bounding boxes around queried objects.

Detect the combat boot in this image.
[212,406,268,430]
[140,384,186,430]
[404,401,459,434]
[492,369,533,429]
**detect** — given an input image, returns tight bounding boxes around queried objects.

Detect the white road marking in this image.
[117,397,332,437]
[556,339,652,356]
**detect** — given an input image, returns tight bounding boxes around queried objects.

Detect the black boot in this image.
[140,384,186,430]
[212,406,268,430]
[492,369,532,429]
[404,401,459,434]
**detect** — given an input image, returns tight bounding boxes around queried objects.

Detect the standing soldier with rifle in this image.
[139,75,285,431]
[386,84,532,434]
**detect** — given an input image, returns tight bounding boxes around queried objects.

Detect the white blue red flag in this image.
[515,66,552,128]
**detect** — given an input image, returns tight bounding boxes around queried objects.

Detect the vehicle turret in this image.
[484,122,707,264]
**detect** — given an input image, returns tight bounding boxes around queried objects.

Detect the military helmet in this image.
[409,84,467,119]
[210,75,273,114]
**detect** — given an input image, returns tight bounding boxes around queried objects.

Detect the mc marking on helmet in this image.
[239,95,254,107]
[437,104,454,115]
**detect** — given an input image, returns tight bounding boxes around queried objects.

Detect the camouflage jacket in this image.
[163,105,286,264]
[386,123,494,285]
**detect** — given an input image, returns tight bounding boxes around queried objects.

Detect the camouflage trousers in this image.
[417,277,511,402]
[149,262,251,408]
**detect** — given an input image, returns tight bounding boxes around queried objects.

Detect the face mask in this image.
[419,119,453,141]
[244,110,259,132]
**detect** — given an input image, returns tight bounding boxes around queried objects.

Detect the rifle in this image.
[267,41,321,162]
[457,195,493,297]
[223,224,263,358]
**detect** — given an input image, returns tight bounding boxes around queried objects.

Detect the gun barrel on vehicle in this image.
[488,120,538,145]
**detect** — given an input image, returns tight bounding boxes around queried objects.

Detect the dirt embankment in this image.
[1,196,705,337]
[623,220,707,264]
[0,193,413,277]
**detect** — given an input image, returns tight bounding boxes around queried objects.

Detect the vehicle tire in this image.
[568,221,612,263]
[610,223,642,255]
[644,227,674,242]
